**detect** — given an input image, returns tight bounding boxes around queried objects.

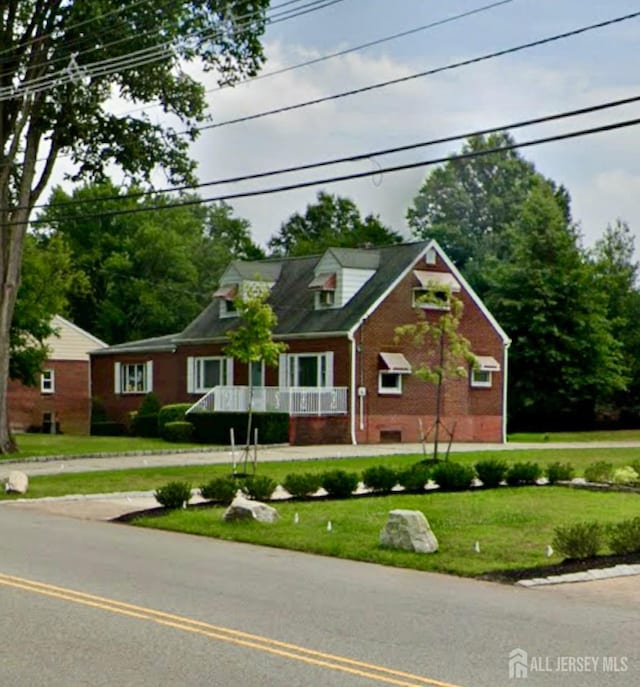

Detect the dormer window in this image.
[213,284,239,318]
[309,272,337,309]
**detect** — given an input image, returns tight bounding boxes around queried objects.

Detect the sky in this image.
[55,0,640,250]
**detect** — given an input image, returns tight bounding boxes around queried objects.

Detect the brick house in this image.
[90,241,510,445]
[8,315,107,434]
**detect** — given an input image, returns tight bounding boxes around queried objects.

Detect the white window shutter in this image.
[145,360,154,392]
[225,358,234,386]
[186,357,195,393]
[278,353,288,388]
[325,351,334,387]
[114,362,121,394]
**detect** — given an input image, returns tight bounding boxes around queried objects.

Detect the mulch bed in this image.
[478,552,640,584]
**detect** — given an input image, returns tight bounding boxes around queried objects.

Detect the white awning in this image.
[474,355,501,372]
[413,270,461,292]
[379,352,412,374]
[308,272,337,290]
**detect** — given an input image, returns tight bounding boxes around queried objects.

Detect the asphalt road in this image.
[0,507,637,686]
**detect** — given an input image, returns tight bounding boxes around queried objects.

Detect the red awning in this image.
[308,273,337,290]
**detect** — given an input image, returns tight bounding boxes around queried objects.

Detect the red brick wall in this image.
[289,416,350,445]
[352,251,505,443]
[8,360,92,434]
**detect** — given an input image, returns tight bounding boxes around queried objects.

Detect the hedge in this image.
[188,412,289,445]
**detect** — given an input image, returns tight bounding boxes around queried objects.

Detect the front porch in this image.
[187,386,349,417]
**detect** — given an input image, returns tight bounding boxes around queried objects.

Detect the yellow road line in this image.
[0,572,466,687]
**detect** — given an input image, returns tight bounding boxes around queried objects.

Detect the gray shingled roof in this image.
[93,242,429,354]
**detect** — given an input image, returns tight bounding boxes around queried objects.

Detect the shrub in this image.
[552,522,603,559]
[612,466,639,485]
[90,421,125,436]
[321,470,359,498]
[162,421,194,443]
[242,475,277,501]
[607,517,640,555]
[398,463,432,492]
[584,461,614,484]
[154,481,192,509]
[546,462,575,484]
[505,462,542,486]
[188,412,289,444]
[200,477,238,505]
[630,459,640,480]
[431,461,475,491]
[474,458,508,488]
[282,472,322,498]
[158,404,192,436]
[138,393,161,416]
[362,466,399,493]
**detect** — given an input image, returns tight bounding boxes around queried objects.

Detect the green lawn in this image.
[7,434,204,459]
[508,429,640,442]
[3,446,640,500]
[133,487,640,577]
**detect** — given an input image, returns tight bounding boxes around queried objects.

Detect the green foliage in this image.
[631,460,640,479]
[584,461,615,484]
[552,522,604,559]
[612,466,639,485]
[474,458,509,488]
[282,472,322,497]
[431,461,475,491]
[154,482,192,510]
[268,191,402,257]
[189,412,289,445]
[90,421,126,437]
[158,404,192,436]
[162,421,194,443]
[130,413,159,438]
[505,462,542,486]
[545,462,575,484]
[138,393,161,416]
[200,477,238,506]
[320,470,359,499]
[241,475,277,501]
[607,517,640,555]
[398,463,432,492]
[361,466,399,493]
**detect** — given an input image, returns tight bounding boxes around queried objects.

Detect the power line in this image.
[24,115,640,227]
[200,9,640,130]
[28,92,640,212]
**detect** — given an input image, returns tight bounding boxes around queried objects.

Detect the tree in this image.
[483,181,627,429]
[590,220,640,419]
[407,132,570,291]
[0,2,270,452]
[10,232,82,385]
[37,182,263,344]
[268,191,403,256]
[395,286,476,460]
[224,287,286,474]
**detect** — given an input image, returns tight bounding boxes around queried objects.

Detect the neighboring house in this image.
[8,315,107,434]
[90,241,510,445]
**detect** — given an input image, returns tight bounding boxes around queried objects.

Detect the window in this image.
[250,361,264,388]
[412,287,450,310]
[194,357,228,392]
[317,290,335,307]
[470,355,500,389]
[117,362,152,394]
[470,369,492,388]
[283,352,334,388]
[378,371,403,395]
[41,369,55,394]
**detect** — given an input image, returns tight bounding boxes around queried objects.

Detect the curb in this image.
[516,563,640,587]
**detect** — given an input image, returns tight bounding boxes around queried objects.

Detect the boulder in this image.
[379,509,438,553]
[223,496,279,524]
[5,471,28,495]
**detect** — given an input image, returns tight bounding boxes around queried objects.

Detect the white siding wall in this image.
[340,268,375,306]
[47,315,107,361]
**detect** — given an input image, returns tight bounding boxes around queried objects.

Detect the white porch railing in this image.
[187,386,348,416]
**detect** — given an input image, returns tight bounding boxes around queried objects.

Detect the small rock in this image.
[6,471,28,494]
[379,509,438,554]
[222,496,279,524]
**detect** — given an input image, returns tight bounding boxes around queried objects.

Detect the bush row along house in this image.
[90,240,510,445]
[8,315,107,434]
